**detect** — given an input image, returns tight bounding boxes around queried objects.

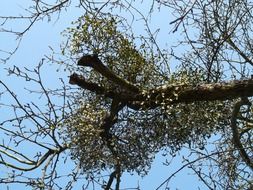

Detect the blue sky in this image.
[0,1,209,189]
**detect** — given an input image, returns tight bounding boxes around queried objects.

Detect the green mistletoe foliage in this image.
[62,13,231,175]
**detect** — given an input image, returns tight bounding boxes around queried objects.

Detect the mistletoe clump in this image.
[62,13,233,176]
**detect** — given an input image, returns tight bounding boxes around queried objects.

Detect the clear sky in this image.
[0,1,208,189]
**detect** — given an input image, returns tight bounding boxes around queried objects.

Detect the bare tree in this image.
[0,0,252,189]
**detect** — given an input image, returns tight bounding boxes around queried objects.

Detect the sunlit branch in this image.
[41,152,57,185]
[0,148,61,171]
[0,146,35,165]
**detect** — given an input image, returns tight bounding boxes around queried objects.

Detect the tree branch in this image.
[69,73,139,109]
[104,170,116,190]
[226,37,253,66]
[115,163,121,190]
[71,56,253,110]
[230,98,253,170]
[142,79,253,108]
[77,55,140,93]
[69,73,135,101]
[0,148,64,172]
[69,73,111,96]
[104,162,121,190]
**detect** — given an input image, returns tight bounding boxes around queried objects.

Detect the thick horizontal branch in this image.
[142,79,253,108]
[70,71,253,110]
[77,55,140,93]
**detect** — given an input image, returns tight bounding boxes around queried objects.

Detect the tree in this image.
[0,1,252,189]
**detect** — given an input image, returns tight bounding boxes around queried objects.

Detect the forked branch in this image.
[70,55,253,110]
